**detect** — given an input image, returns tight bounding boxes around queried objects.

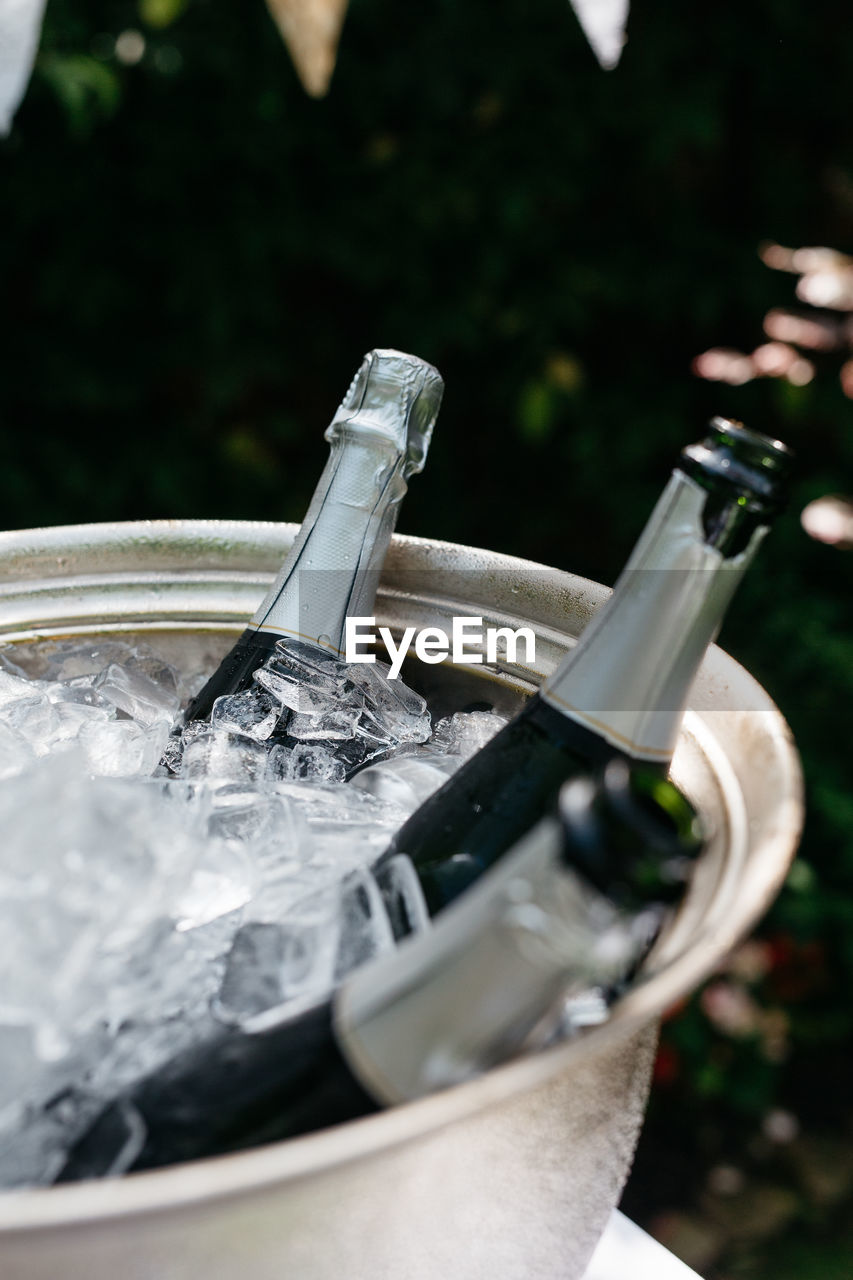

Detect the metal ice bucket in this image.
[0,521,803,1280]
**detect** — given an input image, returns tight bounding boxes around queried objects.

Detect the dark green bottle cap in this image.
[556,760,705,907]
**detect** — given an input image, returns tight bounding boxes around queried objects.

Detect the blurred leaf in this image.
[36,53,121,137]
[516,380,558,443]
[138,0,190,30]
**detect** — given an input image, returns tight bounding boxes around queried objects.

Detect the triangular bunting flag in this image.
[265,0,350,97]
[568,0,629,70]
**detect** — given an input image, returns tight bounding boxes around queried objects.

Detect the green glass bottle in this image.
[374,418,792,934]
[176,349,442,729]
[54,763,702,1180]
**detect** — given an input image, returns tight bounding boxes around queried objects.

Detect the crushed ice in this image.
[0,636,506,1187]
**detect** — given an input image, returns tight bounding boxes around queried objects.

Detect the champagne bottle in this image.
[373,417,792,933]
[54,762,702,1181]
[180,349,443,728]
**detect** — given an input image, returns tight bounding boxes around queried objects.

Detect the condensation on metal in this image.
[0,521,804,1280]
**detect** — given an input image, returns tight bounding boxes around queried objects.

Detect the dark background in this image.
[2,2,853,1274]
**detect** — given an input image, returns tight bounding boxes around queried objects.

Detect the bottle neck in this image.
[333,821,650,1105]
[540,470,766,763]
[249,429,409,655]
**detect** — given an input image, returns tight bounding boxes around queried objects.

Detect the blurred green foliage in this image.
[2,1,853,1272]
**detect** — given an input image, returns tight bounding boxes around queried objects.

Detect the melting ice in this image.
[0,636,506,1187]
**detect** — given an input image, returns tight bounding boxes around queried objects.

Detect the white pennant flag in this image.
[0,0,631,134]
[0,0,47,134]
[568,0,629,69]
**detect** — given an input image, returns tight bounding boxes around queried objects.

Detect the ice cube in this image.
[0,668,37,709]
[79,718,168,777]
[174,838,253,931]
[301,817,399,870]
[274,743,347,784]
[158,732,185,777]
[211,689,281,742]
[350,755,457,814]
[374,854,431,939]
[254,639,341,713]
[94,661,180,727]
[347,660,431,745]
[0,632,453,1187]
[0,688,118,761]
[216,887,341,1029]
[287,705,361,742]
[180,725,268,784]
[0,694,59,754]
[254,638,431,771]
[216,922,290,1023]
[205,783,276,842]
[0,722,35,780]
[50,701,112,747]
[428,710,506,758]
[47,679,115,710]
[254,665,330,715]
[272,888,341,1005]
[38,640,141,683]
[334,867,395,980]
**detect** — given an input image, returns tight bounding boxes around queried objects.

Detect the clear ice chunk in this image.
[46,679,114,710]
[0,669,41,709]
[94,661,180,727]
[39,640,141,683]
[50,701,112,746]
[254,666,333,716]
[216,888,342,1029]
[216,922,290,1024]
[274,888,341,1005]
[269,743,347,784]
[287,705,362,742]
[80,717,170,777]
[428,710,507,759]
[180,725,268,784]
[350,755,457,814]
[248,638,431,771]
[374,854,431,939]
[174,839,253,931]
[0,632,503,1188]
[334,867,395,980]
[211,689,281,742]
[254,639,342,714]
[346,659,431,744]
[0,718,38,779]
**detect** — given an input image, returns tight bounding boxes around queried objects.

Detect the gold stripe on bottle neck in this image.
[251,621,348,655]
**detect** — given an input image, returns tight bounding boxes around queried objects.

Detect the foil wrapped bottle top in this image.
[326,349,444,477]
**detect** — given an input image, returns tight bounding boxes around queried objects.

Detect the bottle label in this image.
[540,473,765,761]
